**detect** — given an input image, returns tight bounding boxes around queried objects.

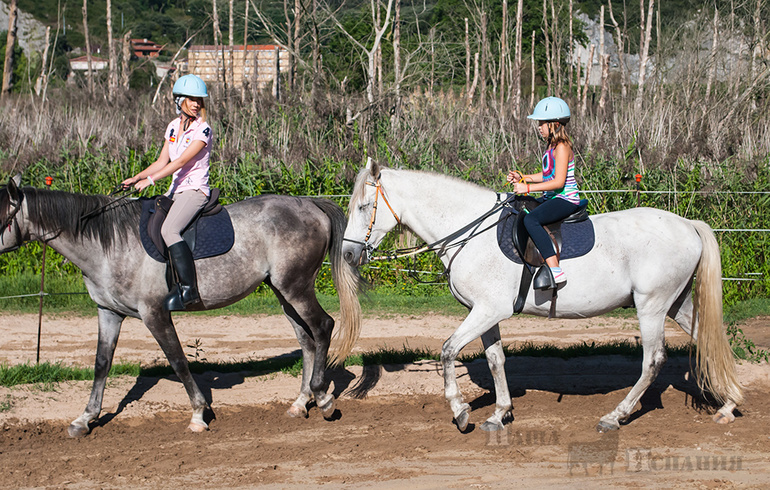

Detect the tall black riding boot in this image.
[164,241,201,311]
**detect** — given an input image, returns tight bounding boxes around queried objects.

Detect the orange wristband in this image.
[527,184,530,193]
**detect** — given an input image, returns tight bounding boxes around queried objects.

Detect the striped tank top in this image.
[541,146,580,204]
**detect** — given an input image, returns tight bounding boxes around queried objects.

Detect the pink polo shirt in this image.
[164,116,213,197]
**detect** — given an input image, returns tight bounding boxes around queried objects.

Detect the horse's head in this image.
[0,174,24,253]
[343,158,401,266]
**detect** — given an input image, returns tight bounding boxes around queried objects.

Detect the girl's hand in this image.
[513,182,529,194]
[134,178,154,192]
[507,170,522,184]
[121,176,138,189]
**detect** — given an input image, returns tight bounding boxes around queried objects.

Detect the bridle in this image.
[345,175,402,263]
[0,188,24,252]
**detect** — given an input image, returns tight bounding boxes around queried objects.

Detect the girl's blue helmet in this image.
[172,74,208,98]
[528,96,570,122]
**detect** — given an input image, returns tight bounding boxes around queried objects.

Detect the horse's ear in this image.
[7,174,21,201]
[365,157,380,178]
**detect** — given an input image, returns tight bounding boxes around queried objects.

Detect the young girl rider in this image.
[122,74,213,311]
[507,96,580,285]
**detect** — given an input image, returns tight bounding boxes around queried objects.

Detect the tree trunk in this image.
[467,52,479,107]
[598,5,606,110]
[480,10,488,109]
[121,30,132,90]
[705,8,719,103]
[229,0,235,90]
[393,0,401,127]
[635,0,654,111]
[499,0,507,106]
[465,18,470,97]
[513,0,523,117]
[242,0,249,101]
[429,27,435,98]
[1,0,17,99]
[107,0,117,94]
[273,46,280,100]
[542,0,551,95]
[293,0,302,93]
[567,0,575,95]
[212,0,221,83]
[82,0,94,95]
[600,54,609,114]
[550,0,559,95]
[530,30,535,107]
[311,0,320,104]
[581,44,594,113]
[35,26,51,96]
[608,1,627,99]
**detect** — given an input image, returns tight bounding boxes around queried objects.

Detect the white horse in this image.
[342,160,743,432]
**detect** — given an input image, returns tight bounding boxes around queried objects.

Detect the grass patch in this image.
[0,394,12,412]
[0,361,140,388]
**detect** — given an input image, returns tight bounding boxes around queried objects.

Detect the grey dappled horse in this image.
[342,160,743,433]
[0,175,361,437]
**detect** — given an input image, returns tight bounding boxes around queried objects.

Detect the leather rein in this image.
[346,176,516,274]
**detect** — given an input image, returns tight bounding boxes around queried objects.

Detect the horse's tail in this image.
[312,198,363,367]
[690,219,744,406]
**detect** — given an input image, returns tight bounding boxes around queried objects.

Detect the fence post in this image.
[635,174,642,207]
[36,176,53,363]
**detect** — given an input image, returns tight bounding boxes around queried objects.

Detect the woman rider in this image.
[122,74,213,310]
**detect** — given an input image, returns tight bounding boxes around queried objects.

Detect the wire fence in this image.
[0,188,767,302]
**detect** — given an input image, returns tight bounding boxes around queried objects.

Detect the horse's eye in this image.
[358,202,371,212]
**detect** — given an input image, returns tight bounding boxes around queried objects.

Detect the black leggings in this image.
[522,197,579,260]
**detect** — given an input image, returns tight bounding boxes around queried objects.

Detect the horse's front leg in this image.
[479,324,513,432]
[443,307,506,431]
[143,309,209,432]
[68,307,124,438]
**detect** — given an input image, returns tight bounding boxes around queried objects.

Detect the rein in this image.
[80,186,140,222]
[348,174,517,277]
[0,190,23,252]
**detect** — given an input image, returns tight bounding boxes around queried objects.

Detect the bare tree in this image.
[635,0,655,111]
[705,8,719,103]
[328,0,394,105]
[465,18,470,97]
[393,0,402,120]
[212,0,222,83]
[568,0,574,95]
[530,30,535,107]
[35,26,51,96]
[107,0,117,94]
[608,1,627,98]
[542,0,551,94]
[121,30,132,90]
[229,0,235,90]
[512,0,523,116]
[243,0,250,101]
[82,0,95,94]
[467,52,479,107]
[2,0,18,99]
[499,0,508,105]
[599,5,607,110]
[480,9,488,108]
[581,43,594,113]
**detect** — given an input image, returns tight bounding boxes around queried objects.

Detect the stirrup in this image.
[533,266,556,290]
[164,285,200,311]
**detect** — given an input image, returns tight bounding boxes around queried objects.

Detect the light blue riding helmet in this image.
[172,74,208,114]
[527,96,571,123]
[172,74,208,98]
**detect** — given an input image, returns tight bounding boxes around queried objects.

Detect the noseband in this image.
[0,189,23,251]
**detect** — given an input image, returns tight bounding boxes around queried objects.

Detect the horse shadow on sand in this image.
[329,350,740,431]
[93,350,308,429]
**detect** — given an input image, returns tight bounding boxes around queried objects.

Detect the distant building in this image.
[185,45,289,89]
[131,39,163,58]
[69,55,108,72]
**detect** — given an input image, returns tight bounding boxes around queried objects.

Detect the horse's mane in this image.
[349,166,491,212]
[21,187,142,252]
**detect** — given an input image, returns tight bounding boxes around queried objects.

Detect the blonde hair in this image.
[546,121,571,150]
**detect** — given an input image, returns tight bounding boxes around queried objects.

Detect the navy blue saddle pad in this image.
[139,198,235,263]
[495,194,596,264]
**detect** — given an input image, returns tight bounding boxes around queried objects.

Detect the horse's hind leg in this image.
[143,310,209,432]
[69,307,124,437]
[271,284,336,419]
[598,304,667,432]
[479,324,513,432]
[667,282,738,424]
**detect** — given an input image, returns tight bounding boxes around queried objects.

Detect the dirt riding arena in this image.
[1,311,769,488]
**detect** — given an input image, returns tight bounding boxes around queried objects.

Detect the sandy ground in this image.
[0,311,769,488]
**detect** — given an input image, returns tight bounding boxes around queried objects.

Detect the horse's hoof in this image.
[596,420,619,433]
[319,397,336,420]
[67,424,90,438]
[187,421,209,433]
[713,412,735,424]
[287,404,309,418]
[480,420,504,432]
[454,405,471,432]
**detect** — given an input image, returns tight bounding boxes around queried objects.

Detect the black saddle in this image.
[139,188,235,263]
[495,194,594,314]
